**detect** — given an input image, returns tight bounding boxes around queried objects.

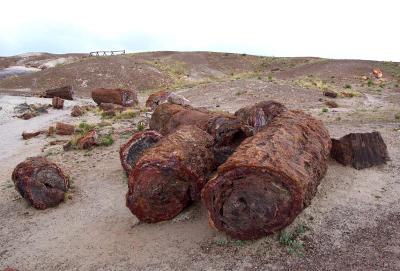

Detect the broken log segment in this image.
[331,131,389,169]
[119,130,163,175]
[149,103,252,166]
[12,156,69,209]
[145,90,171,110]
[22,130,43,140]
[234,100,286,132]
[55,122,75,135]
[91,88,138,107]
[126,125,214,223]
[202,110,332,240]
[52,96,64,109]
[45,85,74,100]
[71,105,84,117]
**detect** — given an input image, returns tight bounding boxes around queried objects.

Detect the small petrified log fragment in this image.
[52,97,64,109]
[71,105,84,117]
[78,130,98,149]
[331,132,389,169]
[12,156,69,209]
[372,68,383,79]
[202,110,331,240]
[325,101,338,108]
[323,90,338,98]
[22,130,42,140]
[150,103,251,166]
[55,122,75,135]
[92,88,138,106]
[234,100,286,132]
[146,90,171,110]
[126,125,214,223]
[45,85,74,100]
[119,131,162,175]
[17,112,37,120]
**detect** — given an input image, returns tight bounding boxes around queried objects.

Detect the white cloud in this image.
[1,0,399,61]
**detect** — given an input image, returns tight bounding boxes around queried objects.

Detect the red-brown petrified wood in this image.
[202,110,332,240]
[44,85,74,100]
[55,122,75,135]
[52,96,64,109]
[91,88,138,107]
[149,103,252,166]
[126,125,214,223]
[234,100,287,132]
[145,90,171,110]
[119,130,163,175]
[12,156,69,209]
[331,131,389,169]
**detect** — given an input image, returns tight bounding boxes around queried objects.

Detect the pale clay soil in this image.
[1,63,400,270]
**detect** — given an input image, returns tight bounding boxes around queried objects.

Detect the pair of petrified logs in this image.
[123,101,333,239]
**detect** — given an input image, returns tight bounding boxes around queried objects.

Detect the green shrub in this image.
[99,134,114,146]
[322,108,328,113]
[137,121,145,131]
[344,84,352,89]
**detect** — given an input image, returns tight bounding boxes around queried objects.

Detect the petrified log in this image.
[331,132,389,169]
[71,105,84,117]
[119,131,162,175]
[12,156,69,209]
[234,100,286,132]
[91,88,138,106]
[55,122,75,135]
[99,102,125,112]
[146,90,171,110]
[52,96,64,109]
[22,130,43,140]
[45,85,74,100]
[323,90,338,98]
[126,125,214,223]
[202,110,332,240]
[149,103,251,166]
[77,130,98,149]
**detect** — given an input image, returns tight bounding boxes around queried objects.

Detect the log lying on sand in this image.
[45,85,74,100]
[149,103,252,166]
[145,90,171,110]
[12,156,69,209]
[234,100,286,132]
[126,125,214,223]
[120,131,163,175]
[52,96,64,109]
[55,122,75,135]
[91,88,138,106]
[202,110,331,240]
[331,132,389,169]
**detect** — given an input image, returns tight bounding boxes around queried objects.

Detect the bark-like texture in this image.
[45,85,74,100]
[126,125,214,223]
[52,96,64,109]
[234,100,286,132]
[331,132,389,169]
[12,157,69,209]
[91,88,138,106]
[146,90,170,110]
[149,103,252,166]
[119,131,163,175]
[202,110,331,240]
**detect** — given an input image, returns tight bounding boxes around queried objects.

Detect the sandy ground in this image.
[1,60,400,270]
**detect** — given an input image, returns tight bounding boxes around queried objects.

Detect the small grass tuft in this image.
[395,113,400,120]
[367,80,374,87]
[322,108,328,113]
[344,84,352,89]
[137,121,145,131]
[99,134,114,146]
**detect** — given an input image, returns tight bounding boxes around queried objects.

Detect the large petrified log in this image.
[202,110,332,240]
[12,156,69,209]
[126,125,214,223]
[234,100,286,132]
[331,132,389,169]
[91,88,138,106]
[119,131,163,175]
[149,103,252,166]
[45,85,74,100]
[145,90,171,110]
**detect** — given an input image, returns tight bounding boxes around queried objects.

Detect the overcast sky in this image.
[1,0,399,61]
